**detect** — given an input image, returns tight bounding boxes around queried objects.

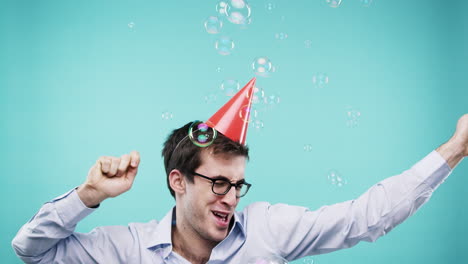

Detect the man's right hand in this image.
[77,151,140,208]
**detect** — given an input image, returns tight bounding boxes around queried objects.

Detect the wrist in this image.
[436,138,465,169]
[77,183,107,208]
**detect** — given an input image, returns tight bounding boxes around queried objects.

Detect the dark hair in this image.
[162,121,250,198]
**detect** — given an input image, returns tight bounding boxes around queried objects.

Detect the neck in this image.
[171,211,218,264]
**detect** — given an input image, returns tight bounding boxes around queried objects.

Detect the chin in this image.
[209,230,228,242]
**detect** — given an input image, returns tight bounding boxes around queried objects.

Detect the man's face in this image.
[180,150,246,244]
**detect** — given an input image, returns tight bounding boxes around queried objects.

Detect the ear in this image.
[169,169,186,195]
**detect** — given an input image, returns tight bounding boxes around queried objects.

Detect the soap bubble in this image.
[360,0,373,7]
[128,22,135,28]
[303,144,313,152]
[264,93,281,106]
[346,107,361,128]
[220,79,240,96]
[312,73,329,88]
[252,57,274,77]
[275,32,288,40]
[252,119,264,130]
[161,111,173,120]
[327,170,347,187]
[300,256,315,264]
[238,105,258,123]
[225,0,252,25]
[325,0,342,8]
[204,93,218,104]
[188,122,217,147]
[265,2,276,13]
[216,1,228,16]
[251,86,266,104]
[205,16,223,34]
[215,36,235,55]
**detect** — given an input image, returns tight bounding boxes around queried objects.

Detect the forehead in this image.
[198,149,246,180]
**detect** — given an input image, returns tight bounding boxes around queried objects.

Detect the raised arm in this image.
[251,114,467,261]
[12,151,140,263]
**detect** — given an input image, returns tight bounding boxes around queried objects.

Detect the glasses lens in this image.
[236,184,249,197]
[212,180,230,195]
[212,179,250,197]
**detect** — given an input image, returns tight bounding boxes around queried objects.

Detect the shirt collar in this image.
[145,207,175,253]
[145,207,246,251]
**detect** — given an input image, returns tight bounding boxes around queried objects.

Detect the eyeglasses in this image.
[192,172,252,198]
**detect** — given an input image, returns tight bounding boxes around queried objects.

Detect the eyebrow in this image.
[212,175,246,184]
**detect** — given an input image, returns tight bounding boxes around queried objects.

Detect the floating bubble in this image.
[275,32,288,40]
[252,119,264,130]
[216,67,223,73]
[247,255,288,264]
[303,144,313,152]
[264,93,281,105]
[312,73,329,88]
[360,0,373,7]
[325,0,342,8]
[216,1,228,16]
[327,170,347,187]
[251,86,265,104]
[265,2,276,12]
[215,36,235,55]
[161,111,173,120]
[128,22,135,28]
[346,107,361,128]
[204,93,218,104]
[300,256,315,264]
[238,105,258,123]
[188,122,217,147]
[304,40,312,48]
[205,16,223,34]
[220,79,240,96]
[225,0,251,25]
[252,57,275,77]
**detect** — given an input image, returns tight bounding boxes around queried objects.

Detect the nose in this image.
[220,186,238,207]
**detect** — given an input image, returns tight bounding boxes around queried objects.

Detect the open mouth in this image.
[212,211,229,225]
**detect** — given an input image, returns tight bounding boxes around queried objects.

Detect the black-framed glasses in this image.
[192,172,252,198]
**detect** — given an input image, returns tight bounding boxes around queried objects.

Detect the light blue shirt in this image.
[12,151,451,264]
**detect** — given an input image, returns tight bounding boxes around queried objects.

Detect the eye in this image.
[214,180,229,187]
[235,183,244,190]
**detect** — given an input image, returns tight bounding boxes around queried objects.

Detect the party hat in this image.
[206,77,257,145]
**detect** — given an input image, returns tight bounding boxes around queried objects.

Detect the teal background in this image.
[1,0,467,263]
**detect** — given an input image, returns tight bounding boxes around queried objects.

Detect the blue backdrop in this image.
[2,0,467,263]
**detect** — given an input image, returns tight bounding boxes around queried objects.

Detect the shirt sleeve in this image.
[11,189,135,264]
[262,150,452,261]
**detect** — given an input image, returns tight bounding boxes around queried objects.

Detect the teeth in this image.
[213,212,228,221]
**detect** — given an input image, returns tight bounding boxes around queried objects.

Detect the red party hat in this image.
[206,77,257,145]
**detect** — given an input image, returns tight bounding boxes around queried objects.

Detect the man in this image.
[12,79,468,263]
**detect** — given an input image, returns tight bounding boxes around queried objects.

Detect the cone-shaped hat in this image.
[206,77,256,145]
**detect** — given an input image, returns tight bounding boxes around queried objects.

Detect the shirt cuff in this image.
[412,150,452,190]
[53,188,97,228]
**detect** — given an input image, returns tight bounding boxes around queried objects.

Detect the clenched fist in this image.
[77,151,140,207]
